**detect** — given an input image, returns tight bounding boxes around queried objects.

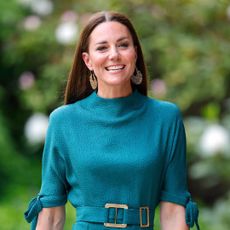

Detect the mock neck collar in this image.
[79,88,147,118]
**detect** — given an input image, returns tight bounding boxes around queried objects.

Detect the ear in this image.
[82,52,93,71]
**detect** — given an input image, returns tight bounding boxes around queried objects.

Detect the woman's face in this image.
[82,21,137,89]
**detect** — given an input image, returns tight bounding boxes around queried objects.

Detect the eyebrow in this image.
[95,36,129,45]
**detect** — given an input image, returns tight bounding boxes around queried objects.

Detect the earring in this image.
[131,67,143,85]
[89,71,97,90]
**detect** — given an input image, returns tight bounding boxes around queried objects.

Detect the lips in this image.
[105,65,125,72]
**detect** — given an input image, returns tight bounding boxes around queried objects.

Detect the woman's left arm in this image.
[160,201,189,230]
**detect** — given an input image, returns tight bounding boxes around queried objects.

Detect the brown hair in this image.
[64,11,148,104]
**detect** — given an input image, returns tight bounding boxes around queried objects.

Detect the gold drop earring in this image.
[89,71,98,90]
[131,67,143,85]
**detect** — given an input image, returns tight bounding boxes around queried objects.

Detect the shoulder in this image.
[48,102,78,125]
[146,96,182,121]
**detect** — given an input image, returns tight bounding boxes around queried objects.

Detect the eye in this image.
[96,46,107,51]
[118,42,129,48]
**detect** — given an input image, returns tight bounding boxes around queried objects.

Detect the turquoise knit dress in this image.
[24,89,199,229]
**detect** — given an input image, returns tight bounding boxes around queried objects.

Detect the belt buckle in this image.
[140,206,150,228]
[104,203,128,228]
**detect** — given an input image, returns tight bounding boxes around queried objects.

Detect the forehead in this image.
[89,21,133,45]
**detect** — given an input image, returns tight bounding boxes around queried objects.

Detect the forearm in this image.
[160,202,189,230]
[36,206,65,230]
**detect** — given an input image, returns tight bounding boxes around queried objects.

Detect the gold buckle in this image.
[140,206,150,228]
[104,203,128,228]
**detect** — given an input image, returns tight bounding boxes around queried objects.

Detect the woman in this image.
[24,11,200,230]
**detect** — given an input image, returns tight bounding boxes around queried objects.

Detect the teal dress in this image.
[24,89,199,229]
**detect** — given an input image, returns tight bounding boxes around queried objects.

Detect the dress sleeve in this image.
[160,108,200,230]
[24,112,69,229]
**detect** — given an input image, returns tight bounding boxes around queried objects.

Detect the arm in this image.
[36,206,65,230]
[24,112,69,229]
[160,201,188,230]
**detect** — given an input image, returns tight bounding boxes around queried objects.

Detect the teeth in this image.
[106,65,125,71]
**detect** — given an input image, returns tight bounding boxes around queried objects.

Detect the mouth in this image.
[105,65,125,72]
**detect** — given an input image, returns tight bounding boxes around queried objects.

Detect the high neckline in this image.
[78,88,147,118]
[94,88,138,102]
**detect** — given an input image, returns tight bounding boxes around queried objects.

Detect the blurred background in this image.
[0,0,230,229]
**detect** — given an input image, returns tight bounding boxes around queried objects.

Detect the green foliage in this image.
[0,0,230,229]
[202,192,230,230]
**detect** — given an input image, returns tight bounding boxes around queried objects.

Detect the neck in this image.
[79,86,146,120]
[96,82,133,99]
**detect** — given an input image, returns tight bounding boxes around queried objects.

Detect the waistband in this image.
[76,203,154,228]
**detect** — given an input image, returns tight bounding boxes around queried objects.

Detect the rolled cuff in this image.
[160,191,188,206]
[24,194,67,230]
[160,191,200,230]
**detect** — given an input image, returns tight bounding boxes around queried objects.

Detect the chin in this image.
[105,79,131,86]
[105,75,131,84]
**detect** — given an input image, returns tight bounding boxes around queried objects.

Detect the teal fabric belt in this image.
[76,204,154,228]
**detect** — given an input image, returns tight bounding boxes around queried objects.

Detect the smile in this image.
[105,65,125,72]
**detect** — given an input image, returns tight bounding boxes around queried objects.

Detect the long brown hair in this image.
[64,11,148,105]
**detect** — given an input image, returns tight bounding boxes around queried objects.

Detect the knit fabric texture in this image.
[25,88,199,229]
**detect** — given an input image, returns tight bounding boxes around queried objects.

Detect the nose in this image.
[109,46,120,60]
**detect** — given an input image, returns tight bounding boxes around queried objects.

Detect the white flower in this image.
[18,0,53,16]
[199,124,230,157]
[55,21,78,45]
[31,0,53,16]
[25,113,49,145]
[23,15,41,31]
[18,71,35,90]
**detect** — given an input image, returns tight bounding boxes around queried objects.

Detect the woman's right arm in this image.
[36,206,65,230]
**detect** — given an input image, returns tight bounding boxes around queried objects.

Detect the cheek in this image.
[124,50,137,64]
[90,54,107,68]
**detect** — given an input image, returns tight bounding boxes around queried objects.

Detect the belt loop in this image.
[140,206,150,228]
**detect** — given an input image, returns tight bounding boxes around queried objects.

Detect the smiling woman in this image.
[64,11,147,104]
[82,21,137,98]
[24,11,200,230]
